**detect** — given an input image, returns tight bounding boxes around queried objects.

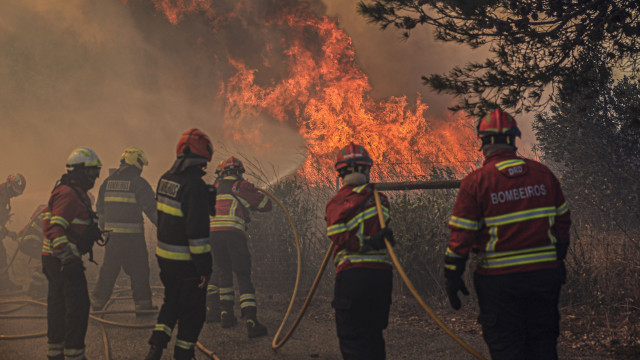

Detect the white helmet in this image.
[66,147,102,170]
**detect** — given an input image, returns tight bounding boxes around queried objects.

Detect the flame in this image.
[150,0,481,183]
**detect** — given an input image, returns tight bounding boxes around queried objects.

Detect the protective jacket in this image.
[209,176,271,233]
[18,205,45,259]
[42,180,95,260]
[326,183,392,274]
[447,150,571,275]
[156,166,212,276]
[96,164,157,234]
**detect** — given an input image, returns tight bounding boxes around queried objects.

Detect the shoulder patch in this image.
[158,179,180,198]
[106,180,131,191]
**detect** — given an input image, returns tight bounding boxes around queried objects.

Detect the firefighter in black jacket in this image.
[92,147,158,313]
[145,129,214,360]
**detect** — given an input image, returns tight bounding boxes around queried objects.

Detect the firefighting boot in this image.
[205,288,221,323]
[242,306,267,338]
[144,344,163,360]
[221,309,237,328]
[220,299,237,328]
[246,318,268,339]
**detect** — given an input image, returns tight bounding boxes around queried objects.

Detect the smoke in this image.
[0,0,536,227]
[0,0,308,226]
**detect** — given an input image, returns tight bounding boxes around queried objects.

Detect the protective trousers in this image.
[473,268,562,360]
[0,239,9,283]
[92,236,152,307]
[210,231,256,318]
[149,266,206,360]
[332,268,392,360]
[42,255,90,360]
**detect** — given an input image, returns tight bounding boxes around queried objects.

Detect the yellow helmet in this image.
[120,147,148,170]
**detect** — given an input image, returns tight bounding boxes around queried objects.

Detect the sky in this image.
[0,0,537,228]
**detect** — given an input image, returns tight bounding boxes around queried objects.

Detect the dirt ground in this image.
[0,284,631,360]
[0,241,637,360]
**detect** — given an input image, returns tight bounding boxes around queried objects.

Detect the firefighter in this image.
[445,108,571,360]
[42,147,102,360]
[92,147,158,314]
[16,204,48,298]
[145,129,214,360]
[325,143,395,360]
[206,156,272,338]
[0,173,26,292]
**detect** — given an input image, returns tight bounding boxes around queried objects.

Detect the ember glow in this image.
[150,0,481,183]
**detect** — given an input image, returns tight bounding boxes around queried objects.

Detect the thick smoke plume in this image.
[0,0,495,225]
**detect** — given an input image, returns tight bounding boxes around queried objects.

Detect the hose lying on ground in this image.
[372,189,488,360]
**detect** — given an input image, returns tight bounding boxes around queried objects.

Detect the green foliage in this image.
[533,61,640,310]
[358,0,640,116]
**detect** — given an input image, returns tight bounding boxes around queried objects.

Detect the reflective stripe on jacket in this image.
[326,183,392,274]
[156,165,212,276]
[96,165,157,235]
[209,176,272,233]
[42,181,94,259]
[447,150,571,275]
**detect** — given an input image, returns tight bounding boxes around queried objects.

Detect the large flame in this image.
[150,0,480,183]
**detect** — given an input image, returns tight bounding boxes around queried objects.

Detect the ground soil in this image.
[1,285,637,360]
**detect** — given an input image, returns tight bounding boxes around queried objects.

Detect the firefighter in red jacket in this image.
[42,147,102,360]
[445,108,571,360]
[326,143,395,360]
[206,156,272,338]
[17,204,48,298]
[145,129,214,360]
[0,173,26,292]
[92,147,158,313]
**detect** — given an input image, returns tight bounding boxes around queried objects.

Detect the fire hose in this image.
[372,189,488,360]
[0,180,484,358]
[270,180,487,360]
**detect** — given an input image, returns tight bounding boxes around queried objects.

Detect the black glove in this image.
[555,242,569,261]
[558,261,566,285]
[364,228,395,250]
[555,242,568,285]
[444,256,469,310]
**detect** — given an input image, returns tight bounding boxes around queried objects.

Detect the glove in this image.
[56,245,77,266]
[558,261,566,285]
[364,228,395,250]
[444,256,469,310]
[6,231,18,240]
[555,242,568,285]
[555,242,569,261]
[198,274,211,289]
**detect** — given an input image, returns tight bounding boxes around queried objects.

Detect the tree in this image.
[533,58,640,247]
[358,0,640,116]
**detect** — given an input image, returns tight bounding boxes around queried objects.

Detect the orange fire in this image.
[150,0,480,183]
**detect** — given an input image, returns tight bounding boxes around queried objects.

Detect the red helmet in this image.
[6,173,26,195]
[215,156,245,176]
[335,142,373,173]
[477,108,521,138]
[176,128,213,161]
